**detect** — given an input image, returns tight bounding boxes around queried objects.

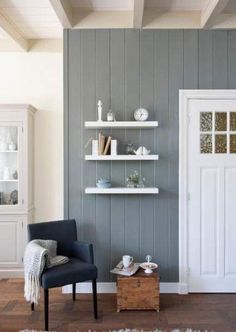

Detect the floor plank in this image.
[0,279,235,331]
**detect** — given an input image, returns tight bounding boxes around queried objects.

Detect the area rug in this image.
[20,329,214,332]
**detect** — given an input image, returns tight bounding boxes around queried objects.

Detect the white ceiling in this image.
[145,0,208,11]
[0,26,7,38]
[0,0,62,38]
[69,0,209,11]
[224,0,236,13]
[69,0,133,11]
[0,0,235,50]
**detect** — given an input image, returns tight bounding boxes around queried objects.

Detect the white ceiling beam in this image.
[49,0,73,28]
[0,10,28,51]
[201,0,230,28]
[0,39,62,52]
[143,10,200,29]
[133,0,145,28]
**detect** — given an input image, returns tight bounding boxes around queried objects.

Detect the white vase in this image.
[3,167,10,180]
[8,142,16,151]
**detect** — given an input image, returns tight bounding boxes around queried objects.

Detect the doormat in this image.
[20,329,214,332]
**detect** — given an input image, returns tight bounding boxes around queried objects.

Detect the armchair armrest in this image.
[72,241,94,264]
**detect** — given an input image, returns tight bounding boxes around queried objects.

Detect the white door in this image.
[188,97,236,292]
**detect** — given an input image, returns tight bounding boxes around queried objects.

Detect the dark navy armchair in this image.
[28,219,98,331]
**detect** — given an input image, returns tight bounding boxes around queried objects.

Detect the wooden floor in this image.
[0,279,236,332]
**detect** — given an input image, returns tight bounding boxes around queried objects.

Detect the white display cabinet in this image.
[0,105,36,277]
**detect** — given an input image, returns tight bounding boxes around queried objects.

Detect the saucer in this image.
[122,263,134,271]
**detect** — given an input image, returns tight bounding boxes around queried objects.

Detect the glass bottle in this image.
[125,142,135,155]
[107,110,115,122]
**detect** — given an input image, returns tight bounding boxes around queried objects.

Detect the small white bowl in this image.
[140,262,158,274]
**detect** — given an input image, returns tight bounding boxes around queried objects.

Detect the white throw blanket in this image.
[24,239,69,305]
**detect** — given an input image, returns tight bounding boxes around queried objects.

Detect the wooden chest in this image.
[117,269,160,312]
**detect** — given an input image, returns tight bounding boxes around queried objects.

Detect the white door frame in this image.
[179,89,236,294]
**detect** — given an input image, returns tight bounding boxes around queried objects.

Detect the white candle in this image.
[97,100,103,122]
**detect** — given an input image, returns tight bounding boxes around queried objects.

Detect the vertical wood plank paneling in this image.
[68,30,83,237]
[81,31,96,245]
[95,30,111,281]
[140,30,155,261]
[65,29,236,282]
[199,30,213,89]
[213,31,228,89]
[183,30,198,88]
[124,30,140,260]
[110,30,125,280]
[168,30,183,281]
[154,30,169,280]
[63,29,69,219]
[228,31,236,88]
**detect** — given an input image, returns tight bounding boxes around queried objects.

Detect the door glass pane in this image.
[230,135,236,153]
[0,126,18,206]
[215,134,227,153]
[215,112,227,131]
[200,134,212,153]
[200,112,212,132]
[230,112,236,131]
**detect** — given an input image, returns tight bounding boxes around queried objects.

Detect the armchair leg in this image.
[72,283,76,301]
[44,289,49,331]
[92,279,98,319]
[31,303,34,311]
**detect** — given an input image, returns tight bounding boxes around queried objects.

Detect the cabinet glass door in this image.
[0,125,20,206]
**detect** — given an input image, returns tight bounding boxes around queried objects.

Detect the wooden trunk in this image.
[117,269,160,312]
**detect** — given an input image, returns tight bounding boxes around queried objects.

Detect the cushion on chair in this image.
[41,258,98,289]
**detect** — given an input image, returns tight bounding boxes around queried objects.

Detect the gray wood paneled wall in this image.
[64,29,236,282]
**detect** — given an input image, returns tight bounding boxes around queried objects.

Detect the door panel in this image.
[0,222,18,263]
[225,167,236,275]
[188,98,236,292]
[200,167,218,276]
[0,216,23,268]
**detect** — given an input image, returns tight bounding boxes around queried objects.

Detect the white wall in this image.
[0,52,63,221]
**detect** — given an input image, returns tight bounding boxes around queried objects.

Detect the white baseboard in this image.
[63,282,179,294]
[160,282,179,293]
[0,271,180,294]
[0,269,24,279]
[178,282,188,294]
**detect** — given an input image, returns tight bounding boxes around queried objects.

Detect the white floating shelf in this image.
[0,179,18,182]
[85,155,159,161]
[0,150,18,153]
[85,121,158,128]
[85,187,159,194]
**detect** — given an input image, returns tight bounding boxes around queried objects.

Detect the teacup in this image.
[122,255,133,269]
